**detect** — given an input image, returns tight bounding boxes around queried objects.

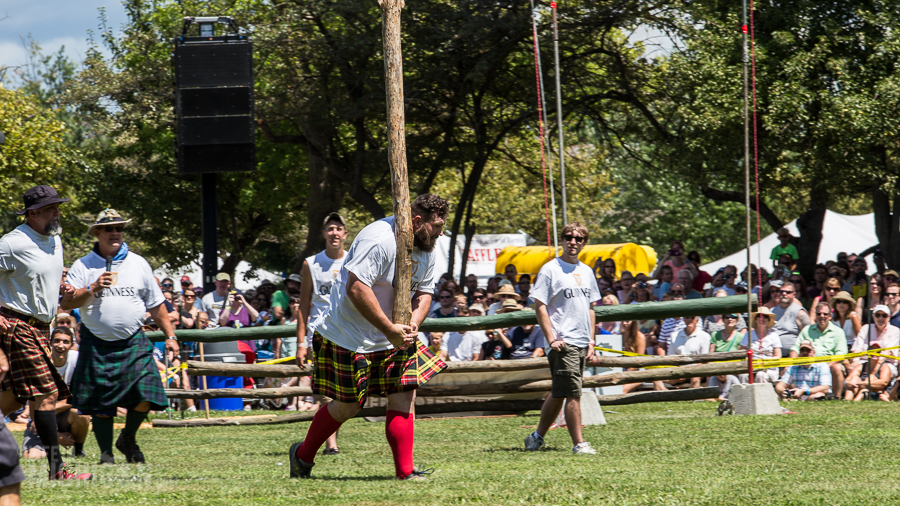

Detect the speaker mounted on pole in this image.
[174,17,255,174]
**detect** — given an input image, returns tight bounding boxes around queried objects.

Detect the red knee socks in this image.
[385,410,415,478]
[297,406,343,462]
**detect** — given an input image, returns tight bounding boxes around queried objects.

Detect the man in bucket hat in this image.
[61,208,179,465]
[0,185,90,481]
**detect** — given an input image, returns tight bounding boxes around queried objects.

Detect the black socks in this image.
[91,415,114,454]
[123,409,147,438]
[33,410,63,475]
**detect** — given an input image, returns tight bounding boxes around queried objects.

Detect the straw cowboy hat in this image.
[750,306,776,328]
[88,208,132,231]
[497,299,523,313]
[829,291,856,309]
[493,284,521,301]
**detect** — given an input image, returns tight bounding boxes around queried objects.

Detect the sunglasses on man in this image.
[97,225,125,233]
[563,234,585,243]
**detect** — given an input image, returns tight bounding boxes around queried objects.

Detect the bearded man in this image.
[289,194,449,480]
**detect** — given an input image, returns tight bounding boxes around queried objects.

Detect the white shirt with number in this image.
[530,257,599,348]
[0,224,64,323]
[68,249,165,341]
[311,217,436,353]
[305,249,347,333]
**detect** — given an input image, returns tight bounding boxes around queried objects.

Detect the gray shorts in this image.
[0,422,25,487]
[280,337,297,358]
[547,345,588,398]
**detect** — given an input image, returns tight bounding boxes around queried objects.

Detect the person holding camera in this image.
[201,272,234,326]
[775,340,831,400]
[652,240,697,282]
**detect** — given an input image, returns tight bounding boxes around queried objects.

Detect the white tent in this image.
[154,261,282,292]
[701,211,878,274]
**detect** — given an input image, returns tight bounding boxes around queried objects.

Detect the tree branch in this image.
[700,186,784,232]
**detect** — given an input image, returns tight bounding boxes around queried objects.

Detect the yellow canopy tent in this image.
[495,243,657,279]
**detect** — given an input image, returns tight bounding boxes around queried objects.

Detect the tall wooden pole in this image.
[381,0,413,326]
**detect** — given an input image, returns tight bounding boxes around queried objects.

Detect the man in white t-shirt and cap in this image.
[201,272,232,325]
[524,222,599,455]
[295,211,349,455]
[61,208,179,466]
[289,194,449,480]
[0,184,90,481]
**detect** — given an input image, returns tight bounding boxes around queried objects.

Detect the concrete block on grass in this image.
[731,382,782,415]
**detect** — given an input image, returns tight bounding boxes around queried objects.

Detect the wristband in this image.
[805,389,810,396]
[299,341,308,349]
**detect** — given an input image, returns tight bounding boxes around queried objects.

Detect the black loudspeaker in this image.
[174,40,255,173]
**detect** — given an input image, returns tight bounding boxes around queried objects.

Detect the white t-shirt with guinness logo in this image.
[531,257,598,348]
[305,249,347,327]
[67,249,165,341]
[311,217,436,353]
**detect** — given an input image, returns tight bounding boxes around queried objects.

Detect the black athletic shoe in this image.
[74,449,87,458]
[99,452,115,464]
[289,441,314,479]
[322,447,340,456]
[115,434,145,463]
[398,466,434,481]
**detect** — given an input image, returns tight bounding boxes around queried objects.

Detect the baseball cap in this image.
[873,304,891,316]
[215,272,231,282]
[322,212,346,229]
[287,273,303,284]
[798,340,814,351]
[884,269,899,278]
[468,303,486,315]
[180,275,191,284]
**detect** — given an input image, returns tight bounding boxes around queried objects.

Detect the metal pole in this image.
[532,0,559,252]
[201,173,218,295]
[551,1,567,225]
[742,0,753,377]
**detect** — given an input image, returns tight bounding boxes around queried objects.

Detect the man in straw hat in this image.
[61,208,179,465]
[0,185,90,481]
[289,194,449,480]
[486,282,520,315]
[791,301,848,399]
[524,222,599,455]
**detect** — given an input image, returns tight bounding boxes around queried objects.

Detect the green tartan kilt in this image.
[70,325,167,414]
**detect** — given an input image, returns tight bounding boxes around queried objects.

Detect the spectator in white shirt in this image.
[668,315,711,388]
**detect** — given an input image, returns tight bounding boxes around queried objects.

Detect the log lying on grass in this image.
[184,351,747,378]
[168,362,746,399]
[152,387,721,427]
[149,295,757,342]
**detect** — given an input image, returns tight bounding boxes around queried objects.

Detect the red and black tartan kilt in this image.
[0,318,71,402]
[311,332,447,407]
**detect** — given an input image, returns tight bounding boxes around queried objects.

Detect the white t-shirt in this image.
[0,224,64,323]
[530,258,598,348]
[742,329,783,359]
[54,350,79,386]
[201,292,228,324]
[311,217,436,353]
[68,249,165,341]
[305,250,347,327]
[668,327,712,356]
[440,330,487,362]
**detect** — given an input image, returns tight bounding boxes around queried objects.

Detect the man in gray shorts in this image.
[524,222,599,455]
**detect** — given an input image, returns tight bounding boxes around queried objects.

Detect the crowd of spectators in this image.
[37,230,900,424]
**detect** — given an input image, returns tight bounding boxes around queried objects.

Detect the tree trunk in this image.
[795,193,827,280]
[458,198,476,283]
[873,183,900,271]
[294,142,345,270]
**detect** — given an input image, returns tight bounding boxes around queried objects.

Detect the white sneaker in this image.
[573,442,596,455]
[524,432,544,451]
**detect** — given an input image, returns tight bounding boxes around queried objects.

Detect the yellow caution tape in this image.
[257,356,297,365]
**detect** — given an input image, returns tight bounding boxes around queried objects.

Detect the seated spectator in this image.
[464,274,479,304]
[676,270,702,300]
[518,274,532,304]
[831,291,861,350]
[598,258,618,282]
[275,296,301,360]
[653,265,673,301]
[807,264,828,299]
[793,302,848,398]
[785,272,812,311]
[810,277,841,311]
[625,279,653,304]
[653,240,692,281]
[250,293,274,327]
[770,228,799,269]
[23,328,90,458]
[487,283,520,315]
[617,271,635,303]
[856,278,884,323]
[776,340,831,400]
[427,332,443,357]
[468,303,485,318]
[740,307,782,383]
[598,294,620,334]
[845,305,899,401]
[668,315,712,387]
[478,329,513,361]
[884,270,899,287]
[842,257,870,297]
[596,276,614,299]
[504,263,519,284]
[709,374,742,401]
[439,304,487,362]
[470,288,488,309]
[498,300,546,359]
[429,288,458,318]
[486,274,503,296]
[708,312,745,353]
[454,297,469,314]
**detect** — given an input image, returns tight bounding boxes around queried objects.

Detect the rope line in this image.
[530,0,554,260]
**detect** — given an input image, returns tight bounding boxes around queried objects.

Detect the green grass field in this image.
[16,401,900,505]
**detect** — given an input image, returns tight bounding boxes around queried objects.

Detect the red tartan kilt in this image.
[0,319,70,402]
